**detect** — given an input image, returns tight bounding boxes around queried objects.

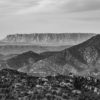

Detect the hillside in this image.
[17,34,100,77]
[7,51,44,69]
[0,68,100,100]
[1,35,100,100]
[5,34,100,77]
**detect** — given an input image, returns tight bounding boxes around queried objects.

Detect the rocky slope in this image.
[66,34,100,75]
[17,34,100,77]
[0,68,100,100]
[2,33,94,45]
[3,34,100,77]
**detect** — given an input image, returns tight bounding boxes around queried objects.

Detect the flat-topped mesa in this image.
[2,33,94,45]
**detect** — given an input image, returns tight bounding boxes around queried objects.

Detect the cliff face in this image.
[2,33,94,45]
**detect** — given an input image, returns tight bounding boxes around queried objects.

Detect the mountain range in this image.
[0,33,94,55]
[0,34,100,100]
[1,34,99,77]
[1,33,94,46]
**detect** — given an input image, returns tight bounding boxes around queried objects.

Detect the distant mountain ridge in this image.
[2,33,94,45]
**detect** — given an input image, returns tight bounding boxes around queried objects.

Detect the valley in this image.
[0,33,100,100]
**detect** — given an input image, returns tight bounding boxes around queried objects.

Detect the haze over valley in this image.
[0,33,94,55]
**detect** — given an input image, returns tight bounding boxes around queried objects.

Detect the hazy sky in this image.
[0,0,100,39]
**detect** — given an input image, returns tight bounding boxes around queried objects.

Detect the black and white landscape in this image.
[0,0,100,99]
[0,33,100,100]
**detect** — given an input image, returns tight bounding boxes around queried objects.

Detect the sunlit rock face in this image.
[2,33,94,45]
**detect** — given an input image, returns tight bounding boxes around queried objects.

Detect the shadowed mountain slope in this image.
[7,51,44,69]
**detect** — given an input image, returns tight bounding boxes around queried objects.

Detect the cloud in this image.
[16,0,67,15]
[15,0,100,15]
[0,0,40,16]
[0,0,100,16]
[72,17,100,22]
[64,0,100,12]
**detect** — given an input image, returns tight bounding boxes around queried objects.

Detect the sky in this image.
[0,0,100,39]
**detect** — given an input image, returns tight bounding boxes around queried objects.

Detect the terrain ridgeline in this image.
[1,33,94,46]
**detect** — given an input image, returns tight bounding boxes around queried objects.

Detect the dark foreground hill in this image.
[0,68,100,100]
